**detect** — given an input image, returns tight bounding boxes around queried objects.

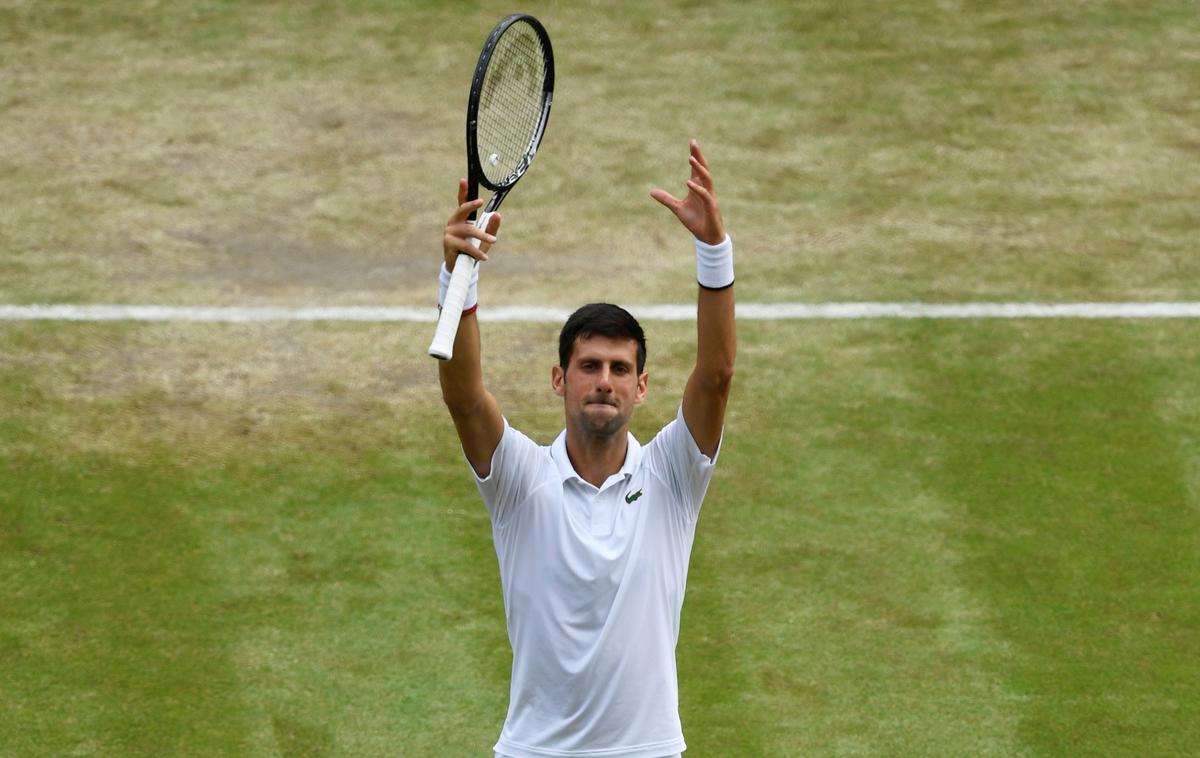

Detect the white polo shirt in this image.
[472,405,719,758]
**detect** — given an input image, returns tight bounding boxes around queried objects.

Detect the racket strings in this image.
[477,23,546,186]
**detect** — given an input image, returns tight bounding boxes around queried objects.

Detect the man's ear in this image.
[634,372,648,405]
[551,364,566,397]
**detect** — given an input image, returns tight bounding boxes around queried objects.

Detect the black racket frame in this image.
[464,14,555,222]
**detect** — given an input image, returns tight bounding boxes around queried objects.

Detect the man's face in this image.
[552,335,648,439]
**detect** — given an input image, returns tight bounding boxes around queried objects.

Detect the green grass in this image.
[3,1,1200,755]
[2,321,1198,755]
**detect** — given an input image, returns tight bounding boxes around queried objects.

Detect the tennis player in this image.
[437,140,735,758]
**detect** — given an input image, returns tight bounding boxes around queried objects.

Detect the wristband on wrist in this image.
[438,261,480,313]
[695,234,734,290]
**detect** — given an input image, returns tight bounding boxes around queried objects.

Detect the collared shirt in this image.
[471,406,720,758]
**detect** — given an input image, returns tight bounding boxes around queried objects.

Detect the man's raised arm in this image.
[438,178,505,477]
[650,140,736,459]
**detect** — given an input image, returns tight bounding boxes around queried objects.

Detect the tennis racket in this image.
[428,13,554,360]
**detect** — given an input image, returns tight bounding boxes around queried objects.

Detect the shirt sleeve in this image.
[468,418,543,528]
[645,404,722,523]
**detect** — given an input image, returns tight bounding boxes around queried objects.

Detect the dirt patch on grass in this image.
[161,228,432,294]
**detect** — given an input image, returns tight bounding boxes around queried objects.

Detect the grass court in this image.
[2,1,1198,755]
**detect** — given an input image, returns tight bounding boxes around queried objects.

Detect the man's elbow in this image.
[441,386,483,419]
[697,363,735,395]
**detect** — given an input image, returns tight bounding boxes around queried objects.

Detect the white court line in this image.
[2,303,1200,322]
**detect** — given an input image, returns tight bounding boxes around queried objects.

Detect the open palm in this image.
[650,139,725,245]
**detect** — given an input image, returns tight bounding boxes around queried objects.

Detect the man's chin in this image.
[580,406,626,437]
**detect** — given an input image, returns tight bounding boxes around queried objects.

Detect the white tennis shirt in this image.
[472,405,719,758]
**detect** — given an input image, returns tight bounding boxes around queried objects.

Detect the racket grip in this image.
[428,213,492,360]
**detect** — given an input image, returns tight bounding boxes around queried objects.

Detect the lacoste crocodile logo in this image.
[625,489,643,504]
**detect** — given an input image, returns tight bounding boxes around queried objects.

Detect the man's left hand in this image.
[650,139,726,246]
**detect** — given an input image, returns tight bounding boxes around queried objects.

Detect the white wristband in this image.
[695,234,734,290]
[438,261,479,312]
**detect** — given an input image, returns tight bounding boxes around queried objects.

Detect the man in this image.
[437,140,735,758]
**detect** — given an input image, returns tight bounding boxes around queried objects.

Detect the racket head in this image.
[466,14,554,198]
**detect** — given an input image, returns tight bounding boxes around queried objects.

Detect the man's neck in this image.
[564,426,629,488]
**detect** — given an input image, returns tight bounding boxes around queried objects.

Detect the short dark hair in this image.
[559,303,647,374]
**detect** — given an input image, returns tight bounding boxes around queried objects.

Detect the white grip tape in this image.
[428,211,492,360]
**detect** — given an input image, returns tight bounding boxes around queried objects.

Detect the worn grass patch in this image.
[2,0,1198,306]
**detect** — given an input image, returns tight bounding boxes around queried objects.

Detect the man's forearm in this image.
[695,285,736,389]
[438,311,487,414]
[438,308,504,476]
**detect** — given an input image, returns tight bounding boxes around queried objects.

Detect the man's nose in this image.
[596,366,614,391]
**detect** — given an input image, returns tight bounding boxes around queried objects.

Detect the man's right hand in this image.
[443,178,502,271]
